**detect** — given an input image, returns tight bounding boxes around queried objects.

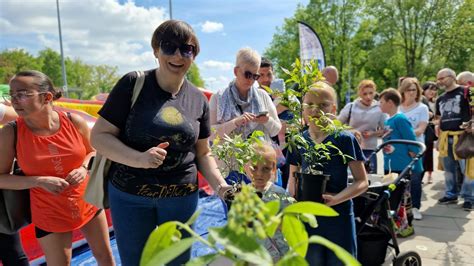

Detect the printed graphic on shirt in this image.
[439,94,462,122]
[148,106,196,171]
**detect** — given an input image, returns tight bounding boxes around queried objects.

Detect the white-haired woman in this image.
[210,47,281,142]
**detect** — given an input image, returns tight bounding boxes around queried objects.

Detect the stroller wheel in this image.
[393,251,422,266]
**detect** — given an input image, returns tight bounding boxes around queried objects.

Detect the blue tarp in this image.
[70,195,227,265]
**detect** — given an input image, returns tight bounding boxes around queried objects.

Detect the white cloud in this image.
[203,75,232,92]
[202,60,233,71]
[0,0,167,73]
[200,21,224,33]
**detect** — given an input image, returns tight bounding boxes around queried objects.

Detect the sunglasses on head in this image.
[244,71,261,80]
[159,41,195,58]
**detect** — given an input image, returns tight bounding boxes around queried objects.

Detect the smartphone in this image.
[257,111,268,117]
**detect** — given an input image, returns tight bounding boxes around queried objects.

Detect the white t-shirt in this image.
[400,103,429,142]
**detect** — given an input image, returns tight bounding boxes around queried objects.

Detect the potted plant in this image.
[277,59,352,203]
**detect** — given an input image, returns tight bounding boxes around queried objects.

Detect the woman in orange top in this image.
[0,70,114,266]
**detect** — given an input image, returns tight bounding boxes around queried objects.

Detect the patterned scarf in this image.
[216,80,266,138]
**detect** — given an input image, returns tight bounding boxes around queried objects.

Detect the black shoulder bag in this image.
[0,121,32,234]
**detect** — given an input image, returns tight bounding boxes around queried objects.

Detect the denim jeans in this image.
[410,172,423,209]
[108,182,198,266]
[442,138,474,203]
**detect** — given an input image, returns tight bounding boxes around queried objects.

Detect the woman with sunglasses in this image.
[0,70,114,265]
[209,47,281,142]
[398,77,429,220]
[91,20,230,266]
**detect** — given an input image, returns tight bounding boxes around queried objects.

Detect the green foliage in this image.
[0,48,121,99]
[211,130,265,178]
[186,62,205,88]
[265,0,473,107]
[140,184,360,266]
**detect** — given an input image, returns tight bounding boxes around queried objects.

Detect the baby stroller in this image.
[353,140,425,266]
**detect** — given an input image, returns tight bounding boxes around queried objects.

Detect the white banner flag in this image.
[298,21,326,70]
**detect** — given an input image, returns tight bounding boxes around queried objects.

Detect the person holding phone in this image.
[209,47,281,142]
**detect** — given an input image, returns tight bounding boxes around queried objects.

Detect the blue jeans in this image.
[363,149,377,174]
[442,138,474,203]
[410,172,423,209]
[108,182,198,266]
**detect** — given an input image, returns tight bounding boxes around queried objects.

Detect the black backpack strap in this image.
[66,111,73,122]
[347,102,353,124]
[7,121,17,157]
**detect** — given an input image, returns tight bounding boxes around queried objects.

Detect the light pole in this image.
[169,0,173,19]
[56,0,68,97]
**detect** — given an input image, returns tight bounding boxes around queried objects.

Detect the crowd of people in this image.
[0,19,473,266]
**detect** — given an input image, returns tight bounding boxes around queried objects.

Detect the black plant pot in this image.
[294,172,330,203]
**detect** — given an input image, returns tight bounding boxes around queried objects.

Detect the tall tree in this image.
[0,49,41,83]
[37,48,63,87]
[265,0,361,107]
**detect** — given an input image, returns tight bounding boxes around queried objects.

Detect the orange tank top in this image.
[16,111,98,232]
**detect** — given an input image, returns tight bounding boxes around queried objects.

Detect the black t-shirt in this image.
[98,69,211,197]
[435,86,470,131]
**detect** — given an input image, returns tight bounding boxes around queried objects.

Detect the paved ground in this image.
[382,150,474,266]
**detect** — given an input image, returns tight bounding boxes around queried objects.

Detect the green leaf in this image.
[185,253,220,266]
[140,237,195,266]
[276,252,309,266]
[264,200,280,216]
[208,227,272,265]
[299,213,318,228]
[283,201,339,217]
[308,235,361,266]
[185,209,202,225]
[140,222,179,266]
[282,215,308,257]
[264,215,281,238]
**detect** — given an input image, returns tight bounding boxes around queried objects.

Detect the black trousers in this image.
[0,232,29,266]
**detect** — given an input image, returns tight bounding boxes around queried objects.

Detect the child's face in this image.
[248,159,275,190]
[379,97,391,114]
[303,90,336,122]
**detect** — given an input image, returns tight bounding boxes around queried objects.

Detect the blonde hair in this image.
[309,81,338,104]
[235,47,261,69]
[398,77,422,103]
[252,142,277,167]
[357,79,377,93]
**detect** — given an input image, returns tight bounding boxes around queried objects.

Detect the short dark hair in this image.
[151,20,200,57]
[12,70,62,100]
[422,81,439,91]
[260,57,273,69]
[379,88,401,106]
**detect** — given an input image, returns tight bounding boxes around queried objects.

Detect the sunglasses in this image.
[160,41,196,58]
[244,71,261,80]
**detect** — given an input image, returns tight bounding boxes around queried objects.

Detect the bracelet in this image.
[80,164,88,170]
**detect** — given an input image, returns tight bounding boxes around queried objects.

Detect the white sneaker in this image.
[412,208,423,220]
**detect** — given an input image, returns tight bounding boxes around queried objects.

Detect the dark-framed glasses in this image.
[3,91,47,102]
[244,71,261,80]
[159,41,196,58]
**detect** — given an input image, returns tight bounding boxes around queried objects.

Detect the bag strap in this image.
[131,71,145,109]
[6,121,17,157]
[347,102,353,124]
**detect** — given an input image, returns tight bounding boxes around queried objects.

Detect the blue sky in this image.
[0,0,309,92]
